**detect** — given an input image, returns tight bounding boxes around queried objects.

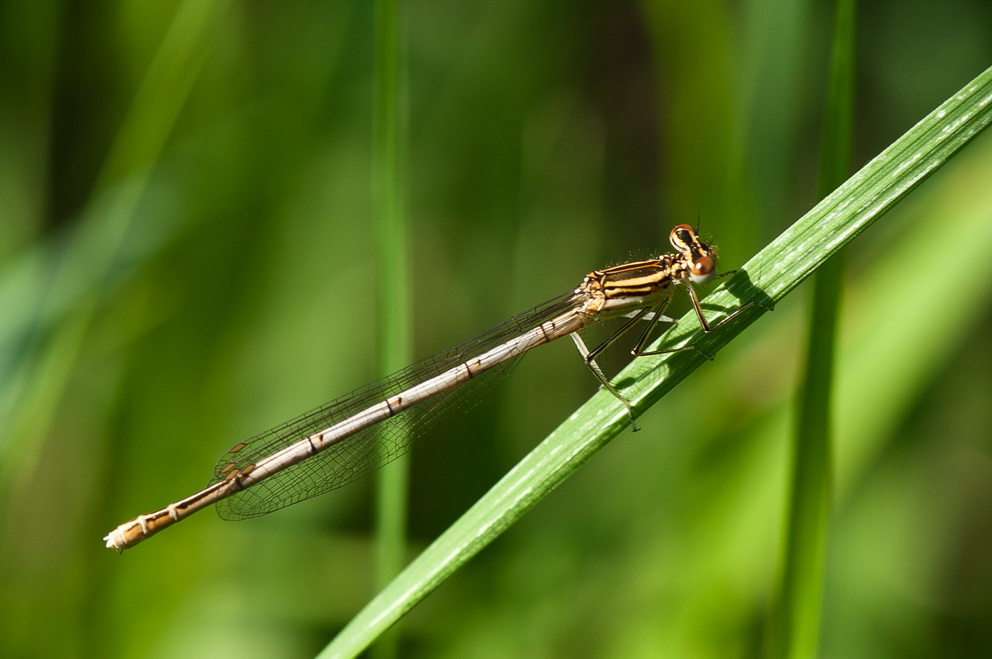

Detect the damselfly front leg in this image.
[634,284,757,359]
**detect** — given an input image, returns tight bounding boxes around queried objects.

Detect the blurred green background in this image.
[2,1,991,657]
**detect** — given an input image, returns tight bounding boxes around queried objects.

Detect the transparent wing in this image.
[212,291,581,520]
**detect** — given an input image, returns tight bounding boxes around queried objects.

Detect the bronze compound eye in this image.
[691,255,715,278]
[669,224,696,252]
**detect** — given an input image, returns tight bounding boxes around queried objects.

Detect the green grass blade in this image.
[773,0,856,656]
[372,0,411,657]
[318,65,992,658]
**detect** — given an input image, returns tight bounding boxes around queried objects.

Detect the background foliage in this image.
[1,1,990,657]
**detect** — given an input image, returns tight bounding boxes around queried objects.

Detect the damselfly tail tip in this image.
[104,529,124,551]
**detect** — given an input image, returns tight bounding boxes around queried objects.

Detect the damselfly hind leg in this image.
[570,300,680,431]
[571,332,641,431]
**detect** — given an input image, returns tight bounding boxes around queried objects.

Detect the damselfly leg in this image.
[570,279,753,428]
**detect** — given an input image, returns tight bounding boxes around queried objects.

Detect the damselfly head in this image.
[670,224,717,284]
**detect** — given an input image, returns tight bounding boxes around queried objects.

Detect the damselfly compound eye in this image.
[670,224,696,252]
[689,255,716,284]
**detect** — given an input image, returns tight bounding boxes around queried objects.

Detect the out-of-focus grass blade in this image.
[0,0,230,481]
[372,0,411,657]
[772,0,856,657]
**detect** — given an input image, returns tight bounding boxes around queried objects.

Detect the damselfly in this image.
[104,225,751,550]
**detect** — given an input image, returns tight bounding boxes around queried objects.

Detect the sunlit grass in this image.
[1,3,991,658]
[322,66,992,657]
